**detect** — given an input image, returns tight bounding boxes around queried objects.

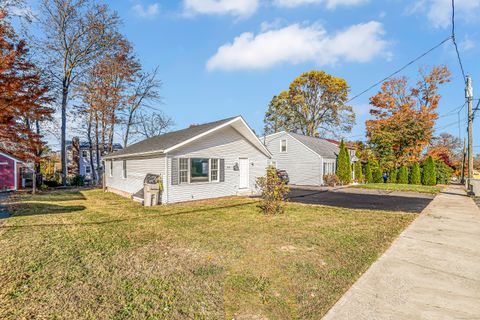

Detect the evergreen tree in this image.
[410,162,421,185]
[397,166,409,184]
[374,167,383,183]
[388,168,397,183]
[354,160,363,183]
[365,161,373,183]
[337,141,352,184]
[435,160,453,184]
[422,156,437,186]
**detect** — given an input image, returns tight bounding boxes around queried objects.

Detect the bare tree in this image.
[123,67,162,147]
[37,0,120,184]
[135,111,173,139]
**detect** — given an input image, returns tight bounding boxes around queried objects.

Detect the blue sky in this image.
[25,0,480,148]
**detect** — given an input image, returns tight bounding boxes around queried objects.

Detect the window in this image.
[190,158,209,183]
[179,158,189,184]
[323,162,335,175]
[210,159,219,182]
[280,139,287,152]
[82,150,88,158]
[86,166,91,174]
[122,160,127,179]
[109,161,113,177]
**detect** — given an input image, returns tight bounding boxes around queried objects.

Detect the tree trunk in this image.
[95,111,101,178]
[87,111,96,184]
[123,110,134,147]
[61,81,68,185]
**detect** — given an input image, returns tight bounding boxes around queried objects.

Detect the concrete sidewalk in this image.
[323,186,480,320]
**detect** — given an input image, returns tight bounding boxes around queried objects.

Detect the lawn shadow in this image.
[288,189,433,213]
[10,202,87,217]
[22,190,87,202]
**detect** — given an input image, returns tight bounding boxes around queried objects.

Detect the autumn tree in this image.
[0,11,52,161]
[366,66,451,168]
[264,70,355,137]
[38,0,120,184]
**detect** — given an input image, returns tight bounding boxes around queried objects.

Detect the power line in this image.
[347,36,452,104]
[451,0,467,83]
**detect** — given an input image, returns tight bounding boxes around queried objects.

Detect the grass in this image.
[0,189,416,319]
[352,183,443,194]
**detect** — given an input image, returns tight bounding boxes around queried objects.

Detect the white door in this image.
[239,158,249,189]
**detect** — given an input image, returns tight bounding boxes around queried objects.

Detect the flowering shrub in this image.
[256,166,290,215]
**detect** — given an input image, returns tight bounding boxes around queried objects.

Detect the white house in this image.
[263,131,356,186]
[103,116,272,204]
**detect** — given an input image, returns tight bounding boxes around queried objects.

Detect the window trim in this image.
[179,158,189,184]
[177,157,221,185]
[210,158,219,182]
[122,160,127,179]
[280,139,287,153]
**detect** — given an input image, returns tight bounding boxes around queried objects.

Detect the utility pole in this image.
[466,75,474,188]
[461,138,466,184]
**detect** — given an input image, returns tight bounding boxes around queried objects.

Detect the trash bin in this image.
[143,174,161,207]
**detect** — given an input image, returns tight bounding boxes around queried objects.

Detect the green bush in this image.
[397,166,409,184]
[256,166,290,215]
[70,175,85,186]
[373,167,383,183]
[436,160,453,184]
[388,168,397,183]
[365,161,373,183]
[354,160,363,183]
[422,156,436,186]
[337,141,352,185]
[410,162,421,185]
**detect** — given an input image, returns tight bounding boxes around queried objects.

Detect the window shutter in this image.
[219,159,225,182]
[171,158,179,185]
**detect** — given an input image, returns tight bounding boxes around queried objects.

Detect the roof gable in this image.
[0,151,24,163]
[265,132,340,158]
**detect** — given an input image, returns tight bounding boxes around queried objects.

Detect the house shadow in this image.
[9,202,86,217]
[27,190,87,202]
[288,189,433,213]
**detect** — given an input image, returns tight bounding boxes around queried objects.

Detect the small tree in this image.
[410,162,421,185]
[365,161,373,183]
[354,160,363,183]
[422,156,437,186]
[388,168,397,183]
[373,167,383,183]
[397,166,409,184]
[436,160,453,185]
[337,141,352,185]
[256,166,290,215]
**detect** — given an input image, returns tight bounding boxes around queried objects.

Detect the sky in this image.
[19,0,480,149]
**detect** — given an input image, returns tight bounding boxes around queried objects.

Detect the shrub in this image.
[422,156,436,186]
[256,166,289,215]
[323,173,340,187]
[337,141,352,185]
[70,175,85,187]
[397,166,409,184]
[373,167,383,183]
[388,168,397,183]
[410,162,421,185]
[364,161,373,183]
[436,160,453,184]
[354,161,363,183]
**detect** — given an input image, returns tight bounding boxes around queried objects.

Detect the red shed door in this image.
[0,155,15,191]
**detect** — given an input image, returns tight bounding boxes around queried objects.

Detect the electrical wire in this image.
[451,0,467,83]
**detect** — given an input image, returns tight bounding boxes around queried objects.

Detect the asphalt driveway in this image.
[288,187,435,213]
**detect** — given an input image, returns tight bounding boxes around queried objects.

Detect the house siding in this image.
[166,126,268,204]
[0,155,16,191]
[264,132,323,186]
[105,156,166,195]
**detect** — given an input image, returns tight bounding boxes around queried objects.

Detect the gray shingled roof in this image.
[288,132,340,158]
[104,117,238,159]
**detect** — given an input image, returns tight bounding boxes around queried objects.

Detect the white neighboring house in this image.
[103,116,272,204]
[263,131,356,186]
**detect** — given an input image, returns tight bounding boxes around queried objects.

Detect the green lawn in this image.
[352,183,443,194]
[0,190,415,319]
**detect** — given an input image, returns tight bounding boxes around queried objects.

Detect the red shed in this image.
[0,151,24,192]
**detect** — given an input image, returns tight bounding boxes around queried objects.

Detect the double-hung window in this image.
[210,159,219,182]
[280,139,287,153]
[122,160,127,179]
[109,161,113,177]
[82,150,88,158]
[179,158,189,184]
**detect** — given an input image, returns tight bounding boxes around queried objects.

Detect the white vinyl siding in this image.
[167,126,268,204]
[265,132,322,186]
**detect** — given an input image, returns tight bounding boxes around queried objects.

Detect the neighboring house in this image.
[66,141,123,181]
[103,116,272,204]
[263,131,356,186]
[0,151,24,192]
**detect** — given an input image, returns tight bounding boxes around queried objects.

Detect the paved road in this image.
[323,186,480,320]
[289,187,434,213]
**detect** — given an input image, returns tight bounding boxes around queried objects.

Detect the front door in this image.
[239,158,249,189]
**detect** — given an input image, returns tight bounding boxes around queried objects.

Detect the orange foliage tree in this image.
[0,11,52,160]
[366,66,451,168]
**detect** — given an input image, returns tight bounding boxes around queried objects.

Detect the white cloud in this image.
[407,0,480,28]
[132,3,160,18]
[206,21,389,71]
[273,0,369,9]
[183,0,259,18]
